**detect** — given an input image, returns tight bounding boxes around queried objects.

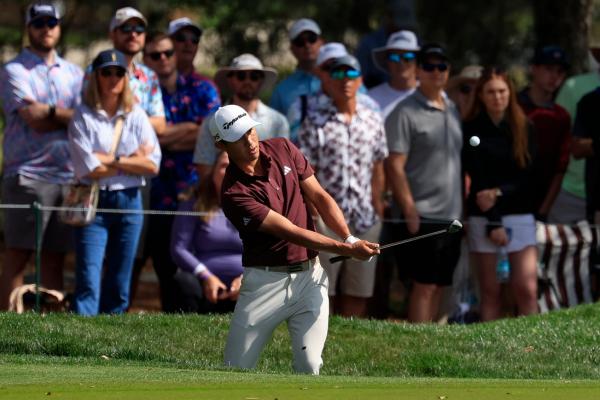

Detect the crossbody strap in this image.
[109,116,124,156]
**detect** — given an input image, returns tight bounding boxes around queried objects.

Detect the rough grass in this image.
[0,303,599,378]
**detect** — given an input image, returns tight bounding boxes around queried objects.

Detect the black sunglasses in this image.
[118,24,145,34]
[291,32,319,47]
[174,32,200,44]
[421,62,449,72]
[227,70,264,82]
[31,17,59,29]
[99,68,126,78]
[148,49,175,61]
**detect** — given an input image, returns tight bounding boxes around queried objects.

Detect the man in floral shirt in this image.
[143,31,220,311]
[298,55,387,318]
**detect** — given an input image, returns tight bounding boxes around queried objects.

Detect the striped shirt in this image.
[0,48,83,184]
[68,104,161,190]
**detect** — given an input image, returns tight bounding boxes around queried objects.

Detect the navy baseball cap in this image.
[26,2,60,25]
[532,45,569,68]
[92,49,128,71]
[417,42,449,64]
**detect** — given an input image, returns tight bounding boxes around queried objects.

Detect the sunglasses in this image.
[387,52,416,63]
[99,68,126,78]
[147,49,175,61]
[330,69,361,80]
[173,32,200,44]
[459,84,473,94]
[118,24,146,34]
[291,32,319,47]
[421,62,449,72]
[228,70,265,82]
[31,17,59,29]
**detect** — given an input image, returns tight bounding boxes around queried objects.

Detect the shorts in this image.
[387,218,462,286]
[316,218,382,297]
[1,174,72,252]
[467,214,537,253]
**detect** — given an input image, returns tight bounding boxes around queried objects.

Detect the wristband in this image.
[344,235,360,244]
[48,104,56,119]
[114,155,120,164]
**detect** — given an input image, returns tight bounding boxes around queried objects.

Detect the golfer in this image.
[212,104,379,374]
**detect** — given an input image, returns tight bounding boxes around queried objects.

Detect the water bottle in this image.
[496,246,510,283]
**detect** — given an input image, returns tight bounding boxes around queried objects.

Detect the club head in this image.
[447,219,463,233]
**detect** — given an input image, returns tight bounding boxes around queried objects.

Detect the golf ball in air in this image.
[469,136,480,147]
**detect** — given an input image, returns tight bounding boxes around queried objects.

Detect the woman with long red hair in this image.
[463,66,538,321]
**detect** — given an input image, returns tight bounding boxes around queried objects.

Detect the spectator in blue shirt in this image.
[269,18,323,116]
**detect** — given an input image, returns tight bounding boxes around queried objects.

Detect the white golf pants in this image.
[224,257,329,374]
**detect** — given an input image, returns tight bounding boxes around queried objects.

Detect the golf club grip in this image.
[330,255,350,263]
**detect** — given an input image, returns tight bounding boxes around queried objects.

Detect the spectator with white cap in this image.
[87,6,167,135]
[194,54,289,179]
[369,30,420,118]
[298,54,388,318]
[287,42,380,143]
[269,18,323,116]
[168,17,204,78]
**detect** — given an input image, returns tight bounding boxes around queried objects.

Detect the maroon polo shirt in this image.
[221,137,318,266]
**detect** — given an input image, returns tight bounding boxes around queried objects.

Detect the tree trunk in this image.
[533,0,593,74]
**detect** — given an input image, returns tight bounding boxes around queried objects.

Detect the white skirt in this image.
[467,214,537,253]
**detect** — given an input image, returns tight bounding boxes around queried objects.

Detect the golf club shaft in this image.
[329,228,448,264]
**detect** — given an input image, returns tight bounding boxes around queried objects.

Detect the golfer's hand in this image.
[476,189,499,212]
[488,227,509,246]
[201,274,227,304]
[349,240,380,261]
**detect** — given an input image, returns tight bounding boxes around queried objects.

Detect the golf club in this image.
[329,219,463,263]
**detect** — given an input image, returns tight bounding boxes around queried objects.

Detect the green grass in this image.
[1,303,599,379]
[1,305,600,398]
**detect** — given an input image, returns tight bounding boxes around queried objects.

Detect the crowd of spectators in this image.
[0,2,596,321]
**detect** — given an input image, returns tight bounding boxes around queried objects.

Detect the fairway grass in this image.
[1,360,599,400]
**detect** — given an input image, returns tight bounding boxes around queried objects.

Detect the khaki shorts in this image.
[1,175,72,252]
[316,218,382,298]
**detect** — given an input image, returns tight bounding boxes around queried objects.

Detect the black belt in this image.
[247,258,316,273]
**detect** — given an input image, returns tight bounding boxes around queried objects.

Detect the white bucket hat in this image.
[211,105,262,143]
[372,30,420,73]
[214,53,278,93]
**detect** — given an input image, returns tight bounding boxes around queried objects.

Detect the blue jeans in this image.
[73,187,143,316]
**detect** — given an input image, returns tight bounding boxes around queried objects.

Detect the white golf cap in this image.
[316,42,348,67]
[168,17,202,36]
[211,105,262,143]
[372,30,420,73]
[109,7,147,31]
[288,18,321,40]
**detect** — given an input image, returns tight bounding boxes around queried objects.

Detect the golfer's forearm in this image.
[311,191,351,239]
[260,210,351,255]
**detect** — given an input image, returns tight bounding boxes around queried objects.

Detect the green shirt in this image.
[555,72,600,198]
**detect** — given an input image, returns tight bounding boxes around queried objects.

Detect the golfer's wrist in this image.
[344,234,360,244]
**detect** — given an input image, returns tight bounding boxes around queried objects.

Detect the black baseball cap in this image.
[532,45,569,68]
[417,42,449,64]
[92,49,127,71]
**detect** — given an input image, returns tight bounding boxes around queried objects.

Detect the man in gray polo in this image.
[193,53,289,178]
[385,43,462,323]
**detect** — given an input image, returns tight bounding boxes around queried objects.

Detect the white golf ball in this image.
[469,136,480,147]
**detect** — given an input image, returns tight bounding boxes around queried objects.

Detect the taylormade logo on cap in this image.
[212,105,262,143]
[223,112,247,130]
